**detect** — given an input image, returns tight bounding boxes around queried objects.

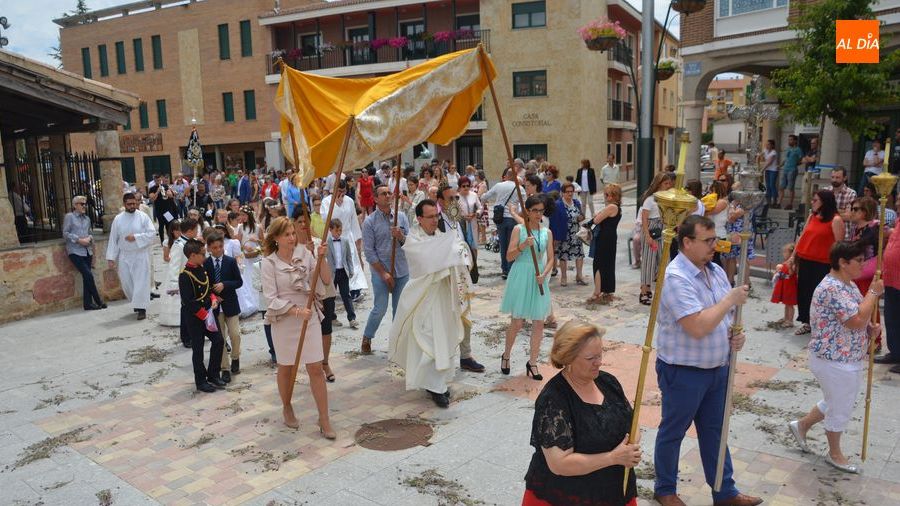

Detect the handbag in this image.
[492,189,515,225]
[649,226,662,240]
[576,221,592,245]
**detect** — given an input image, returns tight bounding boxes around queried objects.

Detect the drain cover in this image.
[354,418,434,451]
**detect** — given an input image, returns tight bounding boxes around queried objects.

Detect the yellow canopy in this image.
[274,47,497,187]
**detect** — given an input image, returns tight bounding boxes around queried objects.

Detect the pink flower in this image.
[577,18,628,41]
[389,36,409,48]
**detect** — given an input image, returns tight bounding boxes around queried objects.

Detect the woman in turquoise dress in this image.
[501,195,554,381]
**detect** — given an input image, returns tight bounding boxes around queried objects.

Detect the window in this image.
[120,157,136,183]
[156,99,168,128]
[513,70,547,97]
[123,112,131,131]
[115,41,126,74]
[514,144,548,162]
[607,143,611,155]
[240,20,252,57]
[244,90,256,120]
[133,38,144,72]
[512,1,546,29]
[662,89,667,107]
[299,33,322,57]
[615,143,622,165]
[719,0,788,17]
[98,44,109,77]
[223,92,234,122]
[81,48,92,78]
[151,35,163,69]
[139,102,149,129]
[456,14,480,31]
[143,155,172,182]
[626,143,634,164]
[218,24,231,60]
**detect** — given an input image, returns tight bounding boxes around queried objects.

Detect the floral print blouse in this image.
[809,274,867,363]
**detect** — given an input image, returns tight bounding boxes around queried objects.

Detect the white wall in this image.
[712,121,746,151]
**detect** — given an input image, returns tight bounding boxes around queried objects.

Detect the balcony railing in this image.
[607,43,633,67]
[267,30,490,74]
[623,102,633,122]
[609,99,623,121]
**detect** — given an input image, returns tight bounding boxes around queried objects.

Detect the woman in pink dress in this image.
[261,215,335,439]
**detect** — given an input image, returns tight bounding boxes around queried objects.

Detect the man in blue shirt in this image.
[361,184,410,354]
[653,215,759,506]
[777,134,804,210]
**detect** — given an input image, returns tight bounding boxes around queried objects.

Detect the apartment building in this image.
[702,76,750,132]
[606,0,681,178]
[57,0,679,185]
[679,0,900,181]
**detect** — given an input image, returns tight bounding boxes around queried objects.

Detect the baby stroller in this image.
[486,227,501,253]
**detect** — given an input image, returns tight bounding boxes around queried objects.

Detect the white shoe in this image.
[788,420,809,453]
[825,455,859,474]
[349,320,359,329]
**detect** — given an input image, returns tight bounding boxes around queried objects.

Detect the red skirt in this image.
[771,275,798,305]
[522,489,638,506]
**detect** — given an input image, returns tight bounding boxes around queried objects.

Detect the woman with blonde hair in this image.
[638,172,676,305]
[588,183,623,304]
[524,321,640,505]
[260,216,335,439]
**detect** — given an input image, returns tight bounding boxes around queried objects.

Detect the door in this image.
[455,136,483,168]
[120,157,136,184]
[143,155,172,183]
[244,151,256,174]
[347,27,371,65]
[400,21,425,59]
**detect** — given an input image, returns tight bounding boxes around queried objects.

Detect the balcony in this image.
[266,30,490,79]
[609,99,623,121]
[607,43,633,74]
[623,102,633,122]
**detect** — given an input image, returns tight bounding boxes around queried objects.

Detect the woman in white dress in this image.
[238,206,262,316]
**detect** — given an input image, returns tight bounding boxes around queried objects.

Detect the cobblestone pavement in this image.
[2,192,900,506]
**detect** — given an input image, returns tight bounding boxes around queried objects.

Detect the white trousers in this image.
[809,353,863,433]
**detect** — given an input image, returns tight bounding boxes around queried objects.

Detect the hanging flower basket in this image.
[672,0,707,15]
[657,68,675,81]
[656,58,678,81]
[585,36,620,51]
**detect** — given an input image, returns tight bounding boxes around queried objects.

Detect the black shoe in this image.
[136,309,147,320]
[182,341,192,349]
[231,359,240,374]
[501,273,508,280]
[85,304,102,311]
[150,293,160,299]
[500,354,510,375]
[525,362,543,381]
[460,357,486,373]
[209,377,227,388]
[221,371,232,383]
[99,302,108,309]
[874,353,900,364]
[197,382,216,393]
[427,390,450,408]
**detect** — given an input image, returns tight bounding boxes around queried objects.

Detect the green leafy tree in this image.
[772,0,900,147]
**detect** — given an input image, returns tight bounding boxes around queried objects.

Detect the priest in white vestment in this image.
[389,199,473,408]
[106,193,157,319]
[320,180,368,295]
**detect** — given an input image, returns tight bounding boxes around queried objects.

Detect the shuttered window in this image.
[244,90,256,120]
[240,20,252,57]
[151,35,163,69]
[133,38,144,72]
[218,24,231,60]
[81,48,92,78]
[223,92,234,122]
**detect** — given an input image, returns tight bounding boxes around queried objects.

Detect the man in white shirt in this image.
[761,139,779,207]
[860,139,886,193]
[106,192,157,320]
[600,154,620,188]
[480,168,519,278]
[320,180,367,299]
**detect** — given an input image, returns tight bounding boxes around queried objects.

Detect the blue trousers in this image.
[654,359,739,503]
[498,217,517,275]
[764,170,779,203]
[68,253,103,309]
[363,271,409,339]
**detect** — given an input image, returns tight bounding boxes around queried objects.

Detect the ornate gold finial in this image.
[656,131,697,229]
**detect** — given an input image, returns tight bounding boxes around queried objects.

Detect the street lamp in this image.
[0,16,11,49]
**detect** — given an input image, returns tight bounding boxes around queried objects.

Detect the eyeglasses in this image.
[529,208,545,213]
[74,202,86,206]
[689,236,717,246]
[421,214,440,220]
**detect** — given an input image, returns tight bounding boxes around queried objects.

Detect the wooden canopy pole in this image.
[285,116,356,400]
[389,153,402,276]
[476,44,543,295]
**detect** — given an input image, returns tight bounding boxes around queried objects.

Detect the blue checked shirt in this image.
[656,252,735,369]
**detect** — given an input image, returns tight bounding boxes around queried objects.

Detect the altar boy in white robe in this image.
[106,192,157,319]
[389,199,474,408]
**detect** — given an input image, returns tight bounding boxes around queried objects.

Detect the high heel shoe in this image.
[318,421,336,440]
[525,362,543,381]
[500,354,510,375]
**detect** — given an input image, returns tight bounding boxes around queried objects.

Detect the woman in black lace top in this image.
[524,321,641,506]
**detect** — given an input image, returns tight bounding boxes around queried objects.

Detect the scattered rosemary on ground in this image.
[401,468,484,506]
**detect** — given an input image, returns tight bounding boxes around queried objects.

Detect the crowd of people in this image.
[62,142,900,506]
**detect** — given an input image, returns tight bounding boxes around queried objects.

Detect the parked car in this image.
[700,146,714,171]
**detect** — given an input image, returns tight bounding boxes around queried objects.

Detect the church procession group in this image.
[69,48,895,506]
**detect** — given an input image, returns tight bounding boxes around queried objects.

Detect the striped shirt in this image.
[656,252,734,369]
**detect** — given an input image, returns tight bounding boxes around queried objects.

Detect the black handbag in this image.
[649,226,663,240]
[492,189,514,225]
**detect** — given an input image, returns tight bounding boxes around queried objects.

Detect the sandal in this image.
[576,278,588,286]
[543,318,558,329]
[322,362,335,383]
[560,280,568,287]
[639,292,652,306]
[586,294,602,305]
[794,323,811,335]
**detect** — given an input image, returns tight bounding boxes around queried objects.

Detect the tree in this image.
[48,35,62,68]
[61,0,91,23]
[772,0,900,149]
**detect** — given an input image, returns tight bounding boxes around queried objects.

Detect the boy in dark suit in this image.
[326,219,358,329]
[179,239,226,393]
[203,231,244,383]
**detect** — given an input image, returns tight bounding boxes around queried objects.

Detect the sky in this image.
[5,0,681,67]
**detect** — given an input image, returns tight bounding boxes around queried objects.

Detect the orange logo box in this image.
[836,20,880,63]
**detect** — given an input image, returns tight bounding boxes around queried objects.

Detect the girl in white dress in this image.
[158,219,184,327]
[238,207,262,316]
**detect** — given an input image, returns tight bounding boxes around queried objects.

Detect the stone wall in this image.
[0,238,123,324]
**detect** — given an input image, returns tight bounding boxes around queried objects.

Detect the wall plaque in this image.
[119,133,164,153]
